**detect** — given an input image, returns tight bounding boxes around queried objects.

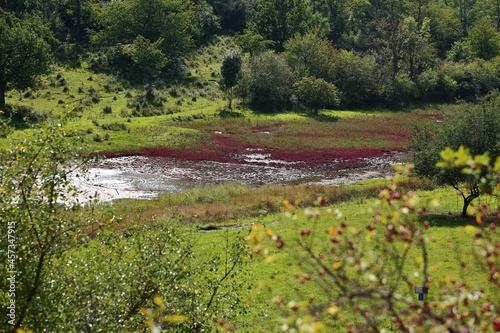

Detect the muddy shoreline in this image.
[77,148,408,202]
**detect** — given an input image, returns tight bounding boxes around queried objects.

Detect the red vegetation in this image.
[101,133,405,170]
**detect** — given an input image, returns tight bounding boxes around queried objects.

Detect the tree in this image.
[412,91,500,217]
[422,1,462,56]
[241,51,294,112]
[327,50,379,107]
[233,29,273,54]
[293,76,340,114]
[219,50,243,109]
[248,0,329,51]
[283,31,331,79]
[467,18,500,60]
[0,13,51,109]
[310,0,350,41]
[93,0,197,58]
[374,16,436,80]
[123,35,168,96]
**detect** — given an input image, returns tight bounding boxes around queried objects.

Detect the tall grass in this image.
[109,176,437,226]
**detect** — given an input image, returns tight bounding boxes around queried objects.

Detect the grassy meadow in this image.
[2,37,498,332]
[101,181,498,332]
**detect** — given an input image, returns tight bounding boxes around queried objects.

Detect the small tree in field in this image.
[247,151,499,332]
[219,50,243,109]
[0,13,51,109]
[412,92,500,217]
[123,35,168,98]
[293,76,340,114]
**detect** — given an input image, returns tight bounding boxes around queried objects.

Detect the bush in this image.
[101,122,127,131]
[417,67,457,102]
[241,51,294,112]
[327,50,379,107]
[8,105,50,124]
[103,106,113,114]
[293,76,340,114]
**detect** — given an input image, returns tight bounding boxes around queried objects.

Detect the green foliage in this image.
[412,91,500,216]
[467,18,500,60]
[0,12,52,108]
[327,50,379,107]
[375,16,436,80]
[0,124,250,332]
[417,67,458,102]
[249,0,329,51]
[93,0,197,59]
[233,29,273,54]
[123,35,168,77]
[219,50,243,109]
[0,124,95,331]
[293,76,340,114]
[247,160,499,332]
[422,1,462,56]
[39,222,249,332]
[240,51,294,112]
[283,31,331,79]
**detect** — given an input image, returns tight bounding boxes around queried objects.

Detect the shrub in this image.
[9,105,50,124]
[417,67,457,102]
[241,51,294,112]
[101,122,127,131]
[103,106,112,114]
[293,76,340,114]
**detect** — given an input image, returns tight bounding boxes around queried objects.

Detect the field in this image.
[2,38,499,332]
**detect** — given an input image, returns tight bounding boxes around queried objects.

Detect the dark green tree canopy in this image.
[242,51,294,112]
[293,76,340,114]
[283,31,331,79]
[249,0,329,51]
[0,12,51,108]
[93,0,197,58]
[220,50,243,109]
[467,18,500,60]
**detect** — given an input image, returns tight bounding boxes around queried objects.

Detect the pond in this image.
[74,151,405,202]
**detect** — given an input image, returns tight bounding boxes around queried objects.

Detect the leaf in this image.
[153,295,164,308]
[163,314,187,323]
[464,225,477,234]
[332,262,343,270]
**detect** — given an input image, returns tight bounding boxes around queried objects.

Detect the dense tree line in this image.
[3,0,500,110]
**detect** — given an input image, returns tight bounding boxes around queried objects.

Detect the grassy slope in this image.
[183,185,498,332]
[2,36,461,155]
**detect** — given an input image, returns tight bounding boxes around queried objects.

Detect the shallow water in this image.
[74,153,402,202]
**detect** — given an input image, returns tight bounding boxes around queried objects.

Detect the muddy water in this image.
[75,152,403,202]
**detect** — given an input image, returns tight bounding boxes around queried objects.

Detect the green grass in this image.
[178,184,498,332]
[2,45,449,154]
[100,178,499,332]
[2,36,497,332]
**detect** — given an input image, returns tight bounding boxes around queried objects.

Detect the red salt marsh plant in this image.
[103,110,440,169]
